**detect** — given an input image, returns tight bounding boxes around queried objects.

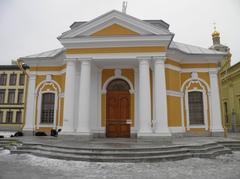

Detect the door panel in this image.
[106,91,130,138]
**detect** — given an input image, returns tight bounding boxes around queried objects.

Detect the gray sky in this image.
[0,0,239,65]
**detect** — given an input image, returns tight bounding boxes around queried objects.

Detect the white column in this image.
[23,74,36,132]
[209,71,224,133]
[62,60,76,133]
[153,57,171,136]
[138,58,152,136]
[77,60,91,135]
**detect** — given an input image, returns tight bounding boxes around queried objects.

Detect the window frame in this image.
[188,91,205,125]
[16,111,22,124]
[17,89,24,104]
[9,73,17,86]
[37,91,58,128]
[185,88,208,130]
[0,74,7,86]
[0,111,4,123]
[6,111,13,123]
[0,89,5,104]
[8,89,15,104]
[19,74,25,86]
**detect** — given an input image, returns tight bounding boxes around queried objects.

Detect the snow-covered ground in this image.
[0,132,14,138]
[0,150,240,179]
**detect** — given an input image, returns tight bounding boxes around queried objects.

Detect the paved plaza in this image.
[0,134,240,178]
[0,149,240,179]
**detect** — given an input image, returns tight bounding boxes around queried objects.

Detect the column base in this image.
[154,131,172,137]
[211,131,224,137]
[22,129,35,136]
[137,133,172,141]
[210,128,224,137]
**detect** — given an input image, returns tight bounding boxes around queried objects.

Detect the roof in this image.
[22,48,64,59]
[70,20,170,30]
[0,65,22,70]
[169,41,226,55]
[59,10,172,39]
[19,41,226,60]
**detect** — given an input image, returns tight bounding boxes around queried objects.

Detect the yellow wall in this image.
[165,69,181,91]
[66,46,166,54]
[167,96,182,127]
[91,23,139,36]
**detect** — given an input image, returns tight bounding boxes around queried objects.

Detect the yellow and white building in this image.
[19,10,227,137]
[0,65,28,131]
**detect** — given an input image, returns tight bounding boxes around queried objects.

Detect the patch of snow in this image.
[0,149,10,155]
[0,131,14,138]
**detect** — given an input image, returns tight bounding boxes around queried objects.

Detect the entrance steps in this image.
[7,142,233,162]
[1,138,239,162]
[218,141,240,151]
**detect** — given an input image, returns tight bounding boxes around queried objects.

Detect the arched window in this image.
[188,91,204,125]
[107,79,130,91]
[41,93,55,124]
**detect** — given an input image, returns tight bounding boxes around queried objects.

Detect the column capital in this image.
[76,58,92,62]
[209,69,219,75]
[28,74,36,80]
[137,56,151,62]
[64,58,76,63]
[152,56,166,63]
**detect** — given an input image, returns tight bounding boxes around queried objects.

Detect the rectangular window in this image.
[6,111,13,123]
[0,111,3,123]
[9,73,17,85]
[224,102,228,124]
[188,91,204,125]
[41,93,55,124]
[0,89,5,104]
[0,74,7,85]
[17,89,24,104]
[19,74,25,85]
[8,89,15,104]
[16,111,22,123]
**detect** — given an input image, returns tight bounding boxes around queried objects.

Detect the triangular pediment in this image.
[91,23,139,36]
[59,10,171,39]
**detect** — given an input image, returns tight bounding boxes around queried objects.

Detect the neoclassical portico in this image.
[61,54,171,137]
[20,10,226,138]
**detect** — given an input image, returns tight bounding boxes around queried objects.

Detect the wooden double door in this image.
[106,91,130,138]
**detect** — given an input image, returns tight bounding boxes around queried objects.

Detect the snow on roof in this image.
[22,48,64,58]
[170,41,226,55]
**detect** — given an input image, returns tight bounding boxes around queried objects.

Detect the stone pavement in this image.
[9,132,240,149]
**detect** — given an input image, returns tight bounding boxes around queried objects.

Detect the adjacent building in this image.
[0,65,28,131]
[19,10,227,138]
[209,26,240,133]
[220,62,240,132]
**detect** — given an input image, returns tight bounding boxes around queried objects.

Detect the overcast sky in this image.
[0,0,239,65]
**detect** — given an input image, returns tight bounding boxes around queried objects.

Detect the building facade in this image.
[221,62,240,132]
[20,10,227,137]
[0,65,28,131]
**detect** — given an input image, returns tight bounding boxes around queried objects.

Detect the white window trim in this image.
[37,90,58,129]
[35,80,61,130]
[185,85,208,130]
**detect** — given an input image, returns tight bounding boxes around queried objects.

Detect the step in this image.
[21,143,186,152]
[16,145,190,157]
[188,145,225,153]
[192,148,232,158]
[10,149,193,162]
[230,147,240,151]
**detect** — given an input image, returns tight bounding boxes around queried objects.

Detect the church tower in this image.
[209,25,231,70]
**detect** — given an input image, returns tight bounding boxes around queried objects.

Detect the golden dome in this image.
[212,23,220,37]
[212,30,220,37]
